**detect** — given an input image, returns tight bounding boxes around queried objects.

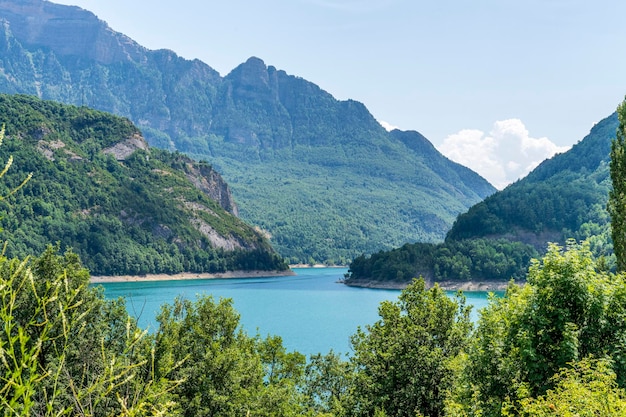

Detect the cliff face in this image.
[0,0,222,138]
[182,161,239,217]
[100,130,239,216]
[0,0,145,64]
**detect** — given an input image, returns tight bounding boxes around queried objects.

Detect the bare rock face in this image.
[190,218,246,251]
[0,0,146,65]
[99,133,239,216]
[183,161,239,217]
[102,133,149,160]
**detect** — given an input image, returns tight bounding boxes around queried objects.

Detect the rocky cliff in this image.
[0,0,145,64]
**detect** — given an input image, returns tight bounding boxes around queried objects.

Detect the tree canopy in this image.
[609,99,626,271]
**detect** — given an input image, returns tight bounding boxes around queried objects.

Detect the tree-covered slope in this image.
[0,94,287,275]
[447,112,616,245]
[0,0,496,263]
[345,113,619,285]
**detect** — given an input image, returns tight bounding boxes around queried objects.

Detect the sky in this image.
[53,0,626,189]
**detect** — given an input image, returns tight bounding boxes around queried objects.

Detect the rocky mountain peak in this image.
[225,56,277,98]
[0,0,146,64]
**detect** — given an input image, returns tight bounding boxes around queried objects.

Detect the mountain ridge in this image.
[0,0,496,263]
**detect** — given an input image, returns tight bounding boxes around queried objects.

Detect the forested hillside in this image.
[0,94,287,275]
[0,0,496,263]
[447,112,616,246]
[345,112,618,286]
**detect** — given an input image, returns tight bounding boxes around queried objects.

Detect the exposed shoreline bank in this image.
[89,267,519,292]
[90,269,296,284]
[344,279,523,292]
[289,264,347,269]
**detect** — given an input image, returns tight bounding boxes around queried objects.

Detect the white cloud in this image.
[437,119,570,190]
[378,120,399,131]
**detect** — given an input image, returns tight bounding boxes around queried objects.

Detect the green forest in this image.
[0,95,287,275]
[347,238,539,284]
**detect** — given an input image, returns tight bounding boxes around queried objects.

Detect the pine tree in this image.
[609,99,626,271]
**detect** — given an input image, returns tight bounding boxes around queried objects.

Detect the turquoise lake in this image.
[96,268,494,357]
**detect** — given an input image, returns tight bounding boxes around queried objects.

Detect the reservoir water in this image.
[96,267,494,357]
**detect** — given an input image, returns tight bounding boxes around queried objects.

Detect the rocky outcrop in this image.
[0,0,221,139]
[102,133,149,160]
[190,218,247,251]
[182,161,239,216]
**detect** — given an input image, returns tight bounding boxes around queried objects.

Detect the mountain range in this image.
[0,0,496,264]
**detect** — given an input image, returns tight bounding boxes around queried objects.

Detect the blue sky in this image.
[53,0,626,188]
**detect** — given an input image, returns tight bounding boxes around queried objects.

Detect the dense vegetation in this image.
[0,246,304,416]
[346,112,618,285]
[444,242,626,417]
[0,2,496,264]
[609,101,626,272]
[0,95,287,275]
[446,113,616,245]
[347,239,538,285]
[7,242,626,416]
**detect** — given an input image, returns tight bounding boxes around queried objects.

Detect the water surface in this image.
[96,268,493,356]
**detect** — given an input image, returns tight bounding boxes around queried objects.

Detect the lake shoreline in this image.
[344,279,523,292]
[289,264,347,269]
[90,269,296,284]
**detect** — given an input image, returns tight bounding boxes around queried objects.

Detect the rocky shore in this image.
[90,269,296,284]
[344,279,522,291]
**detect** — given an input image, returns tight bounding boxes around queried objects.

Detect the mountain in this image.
[0,0,496,263]
[0,94,287,275]
[446,113,616,246]
[345,113,618,286]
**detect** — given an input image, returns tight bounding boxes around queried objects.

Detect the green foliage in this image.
[10,233,626,416]
[0,246,179,416]
[448,112,617,245]
[346,238,538,283]
[509,357,626,417]
[348,112,619,286]
[0,95,287,275]
[347,279,472,417]
[198,120,494,264]
[153,295,307,417]
[444,113,617,260]
[448,242,626,416]
[609,98,626,271]
[0,246,324,416]
[302,351,352,415]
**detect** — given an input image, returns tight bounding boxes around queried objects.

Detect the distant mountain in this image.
[0,0,496,263]
[345,113,618,286]
[0,94,287,275]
